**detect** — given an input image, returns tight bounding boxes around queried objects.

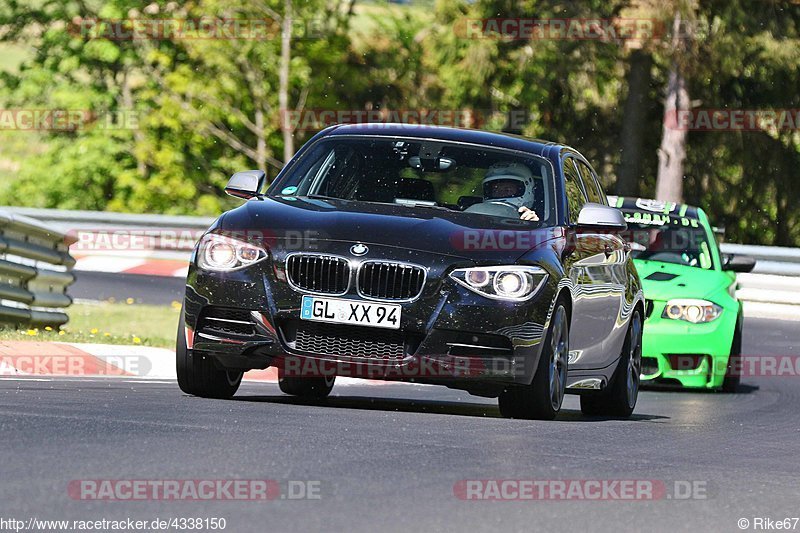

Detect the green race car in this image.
[609,197,756,391]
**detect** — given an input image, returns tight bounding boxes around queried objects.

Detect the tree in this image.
[654,9,693,203]
[615,49,653,196]
[0,0,357,213]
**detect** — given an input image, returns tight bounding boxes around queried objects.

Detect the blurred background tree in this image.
[0,0,799,244]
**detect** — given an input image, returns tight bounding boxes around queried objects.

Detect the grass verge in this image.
[0,302,181,349]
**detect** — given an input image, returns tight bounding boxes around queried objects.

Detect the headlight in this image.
[662,299,722,323]
[197,233,267,272]
[450,265,548,301]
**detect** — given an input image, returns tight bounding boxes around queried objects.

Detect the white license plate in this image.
[300,295,401,330]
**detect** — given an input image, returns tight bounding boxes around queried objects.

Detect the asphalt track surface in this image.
[1,317,799,533]
[71,272,186,305]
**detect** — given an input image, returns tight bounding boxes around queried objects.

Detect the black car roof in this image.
[323,123,562,157]
[610,195,701,220]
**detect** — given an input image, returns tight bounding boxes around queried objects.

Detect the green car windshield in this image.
[623,211,715,270]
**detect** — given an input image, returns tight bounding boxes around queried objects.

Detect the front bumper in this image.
[640,301,737,389]
[183,246,555,390]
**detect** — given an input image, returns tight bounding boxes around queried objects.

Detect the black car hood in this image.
[216,196,559,263]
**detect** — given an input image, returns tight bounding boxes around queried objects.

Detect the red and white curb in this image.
[0,341,389,385]
[0,342,178,379]
[73,255,188,278]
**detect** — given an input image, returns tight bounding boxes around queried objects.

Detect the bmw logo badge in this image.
[350,243,368,256]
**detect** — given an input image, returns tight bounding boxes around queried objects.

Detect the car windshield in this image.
[270,136,556,224]
[622,211,715,270]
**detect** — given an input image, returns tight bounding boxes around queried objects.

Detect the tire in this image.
[580,309,642,418]
[176,312,243,399]
[278,367,335,399]
[498,302,569,420]
[722,316,743,393]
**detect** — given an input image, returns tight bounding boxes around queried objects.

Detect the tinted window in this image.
[624,212,715,270]
[562,158,587,223]
[575,160,605,205]
[271,137,558,224]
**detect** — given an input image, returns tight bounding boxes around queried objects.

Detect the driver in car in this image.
[482,162,539,221]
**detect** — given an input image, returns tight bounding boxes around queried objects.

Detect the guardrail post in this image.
[0,209,76,328]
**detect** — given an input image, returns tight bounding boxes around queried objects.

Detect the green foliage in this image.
[0,301,181,348]
[0,0,799,244]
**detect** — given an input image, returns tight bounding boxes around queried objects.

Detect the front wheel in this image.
[580,309,642,418]
[498,302,569,420]
[176,312,242,399]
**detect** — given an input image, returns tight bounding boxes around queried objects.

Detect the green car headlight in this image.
[662,299,722,323]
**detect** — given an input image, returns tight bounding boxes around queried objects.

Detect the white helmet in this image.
[481,162,536,210]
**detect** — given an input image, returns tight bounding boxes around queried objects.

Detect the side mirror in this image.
[576,203,627,231]
[722,253,756,273]
[225,170,265,200]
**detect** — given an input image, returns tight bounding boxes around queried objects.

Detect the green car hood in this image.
[633,259,734,302]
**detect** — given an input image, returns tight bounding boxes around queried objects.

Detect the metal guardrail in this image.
[1,206,214,232]
[0,209,76,327]
[720,243,800,276]
[4,206,800,312]
[4,207,796,270]
[1,206,213,261]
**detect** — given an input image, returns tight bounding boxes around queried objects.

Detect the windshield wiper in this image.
[394,200,452,211]
[301,194,339,200]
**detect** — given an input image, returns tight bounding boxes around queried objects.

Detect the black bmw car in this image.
[178,124,644,420]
